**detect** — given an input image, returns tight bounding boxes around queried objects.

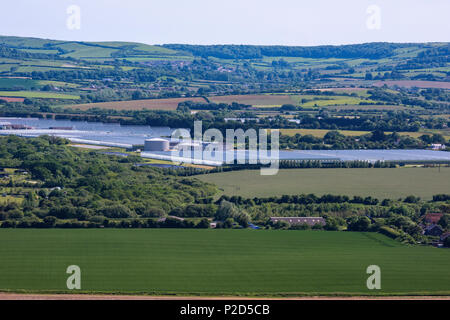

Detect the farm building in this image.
[49,126,73,130]
[423,224,444,236]
[270,217,326,226]
[424,213,444,224]
[0,124,33,130]
[441,232,450,242]
[143,138,223,152]
[144,138,170,152]
[141,148,450,167]
[430,144,446,150]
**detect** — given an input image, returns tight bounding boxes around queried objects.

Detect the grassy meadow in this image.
[197,167,450,199]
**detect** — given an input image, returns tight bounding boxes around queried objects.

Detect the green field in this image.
[197,167,450,199]
[0,90,80,100]
[272,128,449,139]
[0,78,79,90]
[0,229,449,296]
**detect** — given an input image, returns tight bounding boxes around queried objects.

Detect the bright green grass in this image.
[197,167,450,200]
[0,229,448,296]
[302,97,375,107]
[38,80,79,88]
[0,78,40,89]
[17,48,60,55]
[0,91,80,100]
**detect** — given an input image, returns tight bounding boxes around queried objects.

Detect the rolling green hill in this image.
[0,35,187,61]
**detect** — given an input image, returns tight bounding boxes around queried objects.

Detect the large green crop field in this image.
[0,90,80,100]
[0,229,449,296]
[197,167,450,199]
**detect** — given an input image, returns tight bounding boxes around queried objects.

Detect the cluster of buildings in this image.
[143,138,230,152]
[421,213,449,246]
[0,122,73,131]
[430,144,446,150]
[0,122,34,130]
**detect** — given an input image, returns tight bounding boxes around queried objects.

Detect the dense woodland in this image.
[163,43,423,60]
[0,136,216,227]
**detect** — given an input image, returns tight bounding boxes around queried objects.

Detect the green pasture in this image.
[197,167,450,200]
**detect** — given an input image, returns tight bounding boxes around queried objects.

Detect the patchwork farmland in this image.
[70,97,207,111]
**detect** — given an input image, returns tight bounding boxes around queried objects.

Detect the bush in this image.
[272,220,290,230]
[346,216,372,231]
[215,200,250,227]
[432,194,450,202]
[140,207,166,218]
[378,226,401,239]
[444,237,450,248]
[88,215,107,224]
[100,204,135,218]
[290,223,310,230]
[43,216,57,227]
[196,218,210,229]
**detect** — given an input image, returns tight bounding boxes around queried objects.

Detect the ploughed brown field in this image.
[68,97,207,111]
[0,97,25,102]
[66,94,299,111]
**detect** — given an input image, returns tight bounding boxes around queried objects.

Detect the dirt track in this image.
[1,293,449,300]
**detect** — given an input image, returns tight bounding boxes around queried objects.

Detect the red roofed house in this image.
[424,213,443,224]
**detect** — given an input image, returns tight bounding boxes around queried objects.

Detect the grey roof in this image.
[270,217,326,225]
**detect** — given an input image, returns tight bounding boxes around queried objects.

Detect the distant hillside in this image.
[0,35,184,60]
[1,35,448,61]
[162,43,447,60]
[0,35,448,104]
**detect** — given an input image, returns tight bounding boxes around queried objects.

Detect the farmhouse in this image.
[424,213,443,224]
[270,217,326,226]
[423,224,443,236]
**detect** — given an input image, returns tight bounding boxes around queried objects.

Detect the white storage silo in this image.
[144,138,170,151]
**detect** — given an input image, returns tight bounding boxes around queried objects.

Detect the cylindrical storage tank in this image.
[144,138,170,151]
